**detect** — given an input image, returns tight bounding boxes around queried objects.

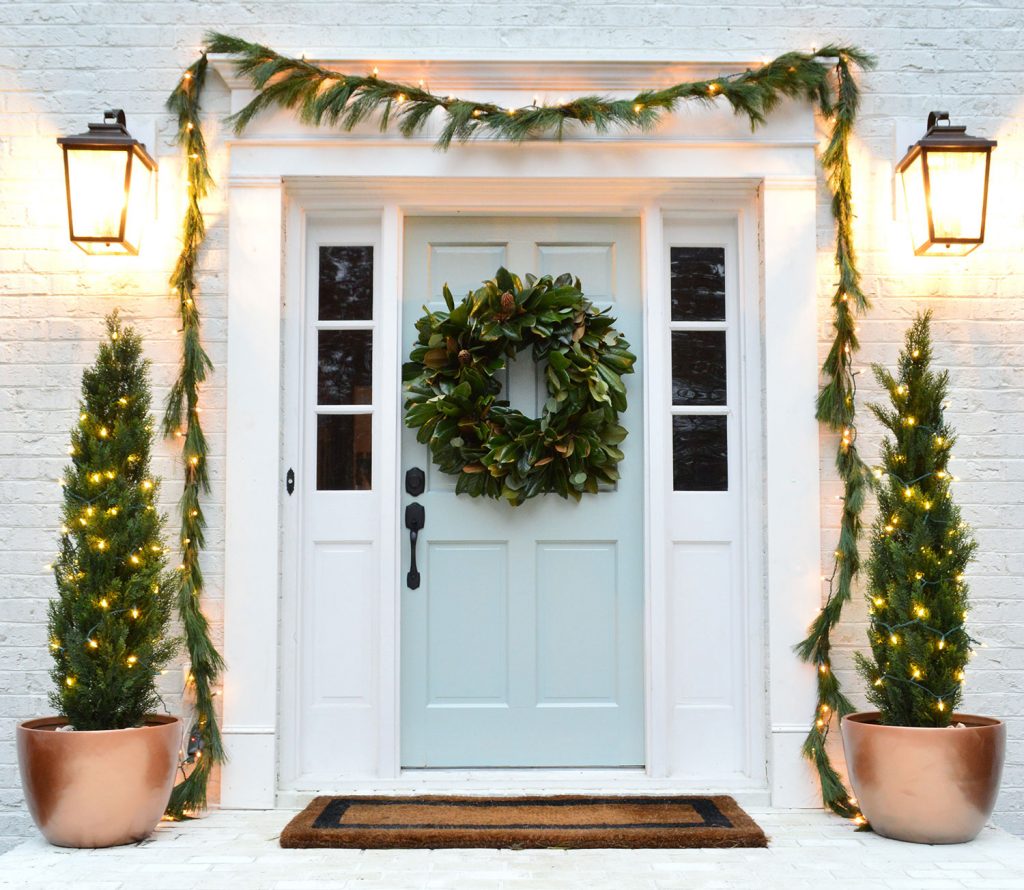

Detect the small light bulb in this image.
[127,655,138,665]
[99,597,109,609]
[98,427,109,438]
[65,676,76,687]
[88,639,98,649]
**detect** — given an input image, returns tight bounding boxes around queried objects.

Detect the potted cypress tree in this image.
[842,312,1005,844]
[17,312,180,848]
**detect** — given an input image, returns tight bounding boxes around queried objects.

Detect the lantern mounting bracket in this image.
[926,110,952,132]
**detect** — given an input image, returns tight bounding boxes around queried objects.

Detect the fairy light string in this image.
[168,33,875,819]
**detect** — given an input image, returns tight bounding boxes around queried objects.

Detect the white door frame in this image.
[216,57,823,810]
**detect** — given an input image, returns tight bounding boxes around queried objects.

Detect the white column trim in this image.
[761,176,822,807]
[221,176,285,808]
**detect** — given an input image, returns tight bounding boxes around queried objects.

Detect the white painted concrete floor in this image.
[1,808,1022,889]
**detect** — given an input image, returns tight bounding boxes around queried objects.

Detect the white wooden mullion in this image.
[314,405,375,414]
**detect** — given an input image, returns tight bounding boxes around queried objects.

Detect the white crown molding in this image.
[209,55,763,93]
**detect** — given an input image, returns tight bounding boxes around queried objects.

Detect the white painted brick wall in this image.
[1,0,1022,851]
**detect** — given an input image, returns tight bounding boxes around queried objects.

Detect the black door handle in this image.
[405,502,425,590]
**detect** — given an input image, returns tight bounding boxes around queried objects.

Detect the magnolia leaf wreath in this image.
[403,268,635,505]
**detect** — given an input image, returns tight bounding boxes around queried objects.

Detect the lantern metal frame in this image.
[57,109,157,255]
[895,111,996,257]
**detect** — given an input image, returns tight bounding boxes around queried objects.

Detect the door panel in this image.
[400,216,644,768]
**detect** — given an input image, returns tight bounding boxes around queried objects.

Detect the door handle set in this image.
[405,467,426,589]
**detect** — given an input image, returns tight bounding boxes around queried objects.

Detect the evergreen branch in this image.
[797,50,876,826]
[162,52,225,819]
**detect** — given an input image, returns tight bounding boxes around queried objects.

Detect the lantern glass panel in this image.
[121,148,154,253]
[901,152,930,254]
[66,147,131,248]
[926,148,988,243]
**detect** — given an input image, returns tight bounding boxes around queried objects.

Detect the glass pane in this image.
[318,330,372,405]
[670,246,725,321]
[926,148,987,241]
[672,330,726,406]
[319,245,373,320]
[673,415,728,491]
[317,414,372,490]
[66,148,131,240]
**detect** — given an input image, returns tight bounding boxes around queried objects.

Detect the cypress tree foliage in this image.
[48,313,177,730]
[856,312,976,727]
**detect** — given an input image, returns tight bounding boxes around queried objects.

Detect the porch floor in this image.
[1,808,1022,889]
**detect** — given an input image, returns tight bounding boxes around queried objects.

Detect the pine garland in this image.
[163,52,225,819]
[167,33,875,820]
[795,54,875,824]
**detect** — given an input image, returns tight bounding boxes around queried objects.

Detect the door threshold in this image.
[277,770,771,810]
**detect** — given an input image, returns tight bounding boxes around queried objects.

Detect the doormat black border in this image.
[280,794,768,849]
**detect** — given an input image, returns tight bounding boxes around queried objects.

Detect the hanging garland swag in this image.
[404,269,635,505]
[166,31,875,822]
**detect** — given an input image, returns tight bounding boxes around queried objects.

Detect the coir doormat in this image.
[280,795,767,849]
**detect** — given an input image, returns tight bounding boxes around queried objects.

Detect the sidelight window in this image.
[315,245,374,490]
[670,246,729,491]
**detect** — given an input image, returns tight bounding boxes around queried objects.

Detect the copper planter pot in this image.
[17,715,180,848]
[841,711,1005,844]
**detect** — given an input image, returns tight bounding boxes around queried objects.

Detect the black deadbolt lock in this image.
[405,466,425,497]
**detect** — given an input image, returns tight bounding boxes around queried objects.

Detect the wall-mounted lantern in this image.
[896,111,996,257]
[57,110,157,255]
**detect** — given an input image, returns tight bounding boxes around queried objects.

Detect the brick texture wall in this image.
[1,0,1022,851]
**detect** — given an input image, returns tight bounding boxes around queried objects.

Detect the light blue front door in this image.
[400,217,644,768]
